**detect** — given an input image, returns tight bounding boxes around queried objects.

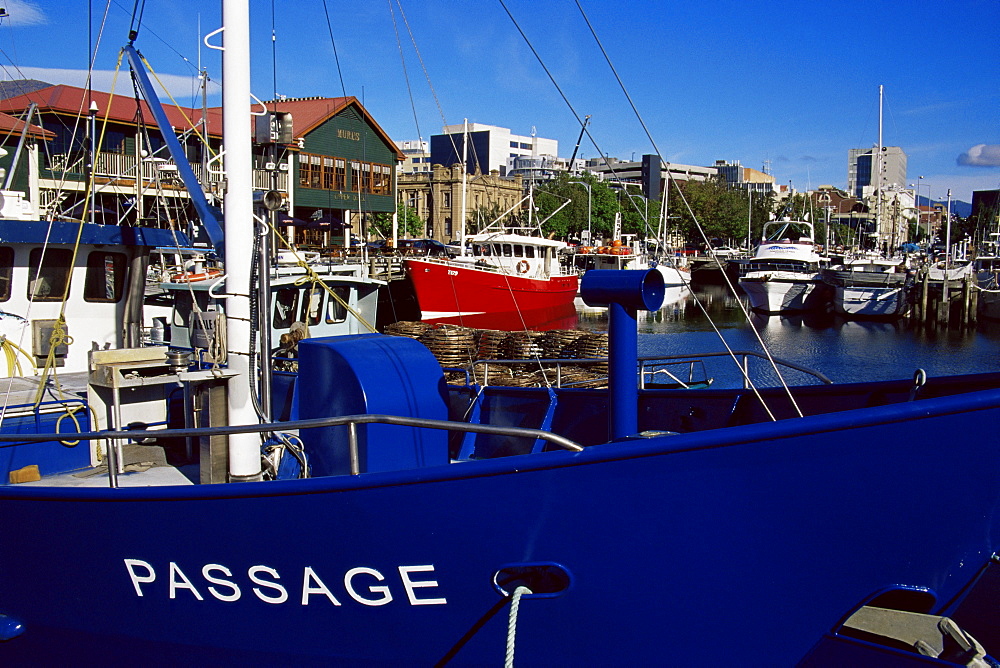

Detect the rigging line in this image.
[320,0,349,98]
[568,1,803,415]
[137,53,218,158]
[389,0,423,149]
[671,185,803,417]
[391,1,464,163]
[127,0,146,40]
[113,0,199,75]
[496,0,632,216]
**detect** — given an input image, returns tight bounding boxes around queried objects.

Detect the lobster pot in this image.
[418,325,476,368]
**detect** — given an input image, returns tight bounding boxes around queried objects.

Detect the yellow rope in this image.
[32,63,123,407]
[266,219,378,333]
[138,52,219,162]
[1,337,37,378]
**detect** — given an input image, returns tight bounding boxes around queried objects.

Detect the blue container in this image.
[296,334,449,476]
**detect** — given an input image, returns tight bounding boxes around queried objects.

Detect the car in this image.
[709,246,739,258]
[396,238,449,257]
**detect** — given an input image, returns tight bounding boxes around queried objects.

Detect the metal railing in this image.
[44,152,288,192]
[0,412,583,488]
[465,351,831,389]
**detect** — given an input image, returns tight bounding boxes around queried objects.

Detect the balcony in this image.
[43,152,288,194]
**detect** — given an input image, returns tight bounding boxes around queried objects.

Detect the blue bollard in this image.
[580,270,665,440]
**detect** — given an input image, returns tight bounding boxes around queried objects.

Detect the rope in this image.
[263,215,378,333]
[0,336,36,377]
[505,585,532,668]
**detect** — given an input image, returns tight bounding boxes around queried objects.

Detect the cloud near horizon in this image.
[958,144,1000,167]
[7,67,220,104]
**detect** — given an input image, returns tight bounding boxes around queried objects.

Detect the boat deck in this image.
[21,461,197,488]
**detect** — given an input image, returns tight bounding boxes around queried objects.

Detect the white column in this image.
[222,0,262,481]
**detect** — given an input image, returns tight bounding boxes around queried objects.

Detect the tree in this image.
[670,179,755,247]
[370,206,423,239]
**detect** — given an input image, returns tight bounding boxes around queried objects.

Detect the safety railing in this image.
[0,412,583,488]
[466,351,831,389]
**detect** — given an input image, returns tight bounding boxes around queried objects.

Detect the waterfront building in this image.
[260,96,402,247]
[0,83,402,250]
[430,123,558,179]
[848,146,907,198]
[585,156,718,199]
[397,164,523,241]
[714,160,777,195]
[395,139,431,174]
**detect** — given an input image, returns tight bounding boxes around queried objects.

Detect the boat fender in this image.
[516,260,529,274]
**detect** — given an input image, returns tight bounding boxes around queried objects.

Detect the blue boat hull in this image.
[2,383,999,664]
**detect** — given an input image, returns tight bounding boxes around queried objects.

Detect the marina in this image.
[0,0,997,665]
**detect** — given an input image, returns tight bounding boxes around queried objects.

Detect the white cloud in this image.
[957,144,1000,167]
[1,1,47,26]
[9,66,220,103]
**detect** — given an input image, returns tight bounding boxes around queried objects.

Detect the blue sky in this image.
[2,0,997,203]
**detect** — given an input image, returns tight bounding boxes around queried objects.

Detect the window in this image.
[525,246,535,259]
[300,289,322,326]
[351,161,361,190]
[0,247,12,301]
[510,141,518,148]
[502,244,513,257]
[273,287,300,329]
[84,251,126,302]
[513,245,524,258]
[443,192,451,208]
[28,248,72,302]
[335,159,346,190]
[325,287,349,323]
[299,153,343,190]
[322,157,334,189]
[361,162,372,193]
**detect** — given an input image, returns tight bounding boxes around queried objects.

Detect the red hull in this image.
[405,259,579,331]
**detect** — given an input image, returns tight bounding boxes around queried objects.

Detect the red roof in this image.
[0,111,54,139]
[0,85,402,160]
[243,96,403,160]
[0,84,221,136]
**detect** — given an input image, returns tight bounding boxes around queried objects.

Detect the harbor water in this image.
[577,285,1000,388]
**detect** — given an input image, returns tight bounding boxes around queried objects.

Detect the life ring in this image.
[171,269,222,283]
[516,260,530,274]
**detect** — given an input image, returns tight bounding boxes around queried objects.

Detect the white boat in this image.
[573,237,690,311]
[821,258,913,318]
[738,219,831,313]
[976,233,1000,320]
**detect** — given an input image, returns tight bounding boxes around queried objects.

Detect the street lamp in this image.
[909,175,925,243]
[568,179,592,244]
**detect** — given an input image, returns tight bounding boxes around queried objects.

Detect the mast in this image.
[222,0,262,482]
[460,119,467,255]
[876,84,884,252]
[945,189,953,269]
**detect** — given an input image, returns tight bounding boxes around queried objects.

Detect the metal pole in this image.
[222,0,263,482]
[945,189,953,269]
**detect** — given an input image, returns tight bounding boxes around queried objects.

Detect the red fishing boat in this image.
[405,231,579,330]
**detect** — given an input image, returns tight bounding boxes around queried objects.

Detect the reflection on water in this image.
[576,284,1000,385]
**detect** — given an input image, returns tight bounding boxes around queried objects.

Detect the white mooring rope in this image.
[505,585,533,667]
